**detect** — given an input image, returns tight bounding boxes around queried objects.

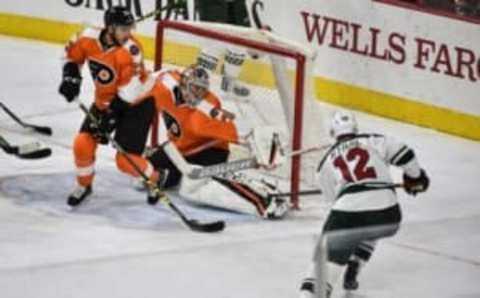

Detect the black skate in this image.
[67,185,92,207]
[343,260,360,290]
[300,278,332,298]
[146,169,169,205]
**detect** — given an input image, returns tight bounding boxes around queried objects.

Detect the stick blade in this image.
[17,142,52,159]
[18,148,52,159]
[188,220,225,233]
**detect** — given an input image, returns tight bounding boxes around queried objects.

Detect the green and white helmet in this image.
[330,110,358,138]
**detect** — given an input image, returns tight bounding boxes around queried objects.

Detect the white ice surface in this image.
[0,36,479,298]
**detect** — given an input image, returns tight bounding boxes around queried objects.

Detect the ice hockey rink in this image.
[0,35,479,298]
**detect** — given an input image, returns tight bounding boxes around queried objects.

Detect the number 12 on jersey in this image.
[333,147,377,182]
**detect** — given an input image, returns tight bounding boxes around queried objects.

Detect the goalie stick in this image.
[188,144,331,180]
[0,135,52,159]
[0,102,53,136]
[77,101,225,233]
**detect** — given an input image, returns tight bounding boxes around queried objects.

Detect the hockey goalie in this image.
[132,64,290,219]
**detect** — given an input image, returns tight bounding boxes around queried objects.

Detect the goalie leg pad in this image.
[223,48,246,78]
[179,176,259,216]
[213,172,289,219]
[213,176,267,216]
[197,47,222,75]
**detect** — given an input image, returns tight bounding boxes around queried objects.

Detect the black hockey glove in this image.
[59,62,82,102]
[88,109,115,144]
[91,97,130,144]
[403,169,429,196]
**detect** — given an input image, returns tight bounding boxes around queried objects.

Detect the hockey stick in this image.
[0,102,53,136]
[188,143,331,179]
[267,183,406,200]
[77,101,225,233]
[268,189,323,199]
[0,135,52,159]
[84,4,179,30]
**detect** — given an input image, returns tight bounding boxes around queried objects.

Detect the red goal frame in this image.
[152,20,308,209]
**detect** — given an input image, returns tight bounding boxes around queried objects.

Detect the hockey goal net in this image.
[151,20,327,208]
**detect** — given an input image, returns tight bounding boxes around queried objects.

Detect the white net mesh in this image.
[153,21,328,207]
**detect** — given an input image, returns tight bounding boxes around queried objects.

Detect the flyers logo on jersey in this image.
[88,60,115,85]
[162,111,182,137]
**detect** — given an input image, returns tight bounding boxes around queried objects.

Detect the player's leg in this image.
[342,203,402,291]
[113,97,161,185]
[69,105,111,207]
[222,48,250,97]
[301,204,402,297]
[196,46,249,97]
[300,209,357,298]
[70,131,97,206]
[343,240,376,290]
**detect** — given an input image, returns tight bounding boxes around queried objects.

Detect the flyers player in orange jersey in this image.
[59,6,160,207]
[136,65,289,219]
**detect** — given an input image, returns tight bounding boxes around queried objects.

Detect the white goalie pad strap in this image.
[163,142,193,174]
[76,165,94,177]
[248,126,288,168]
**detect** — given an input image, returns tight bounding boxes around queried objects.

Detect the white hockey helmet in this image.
[330,110,358,138]
[180,65,210,106]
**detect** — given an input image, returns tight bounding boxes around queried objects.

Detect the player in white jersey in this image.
[300,110,429,297]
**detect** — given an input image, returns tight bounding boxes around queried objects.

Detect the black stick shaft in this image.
[0,102,52,136]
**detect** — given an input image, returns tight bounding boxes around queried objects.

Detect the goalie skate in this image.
[263,195,289,219]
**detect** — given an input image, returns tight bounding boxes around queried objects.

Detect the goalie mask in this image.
[180,65,210,106]
[330,110,358,139]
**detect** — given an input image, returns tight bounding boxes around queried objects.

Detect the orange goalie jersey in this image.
[64,27,150,109]
[150,70,239,154]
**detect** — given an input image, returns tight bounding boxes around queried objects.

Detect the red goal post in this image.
[152,20,319,209]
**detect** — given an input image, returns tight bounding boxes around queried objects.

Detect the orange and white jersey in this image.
[149,70,239,154]
[63,27,153,110]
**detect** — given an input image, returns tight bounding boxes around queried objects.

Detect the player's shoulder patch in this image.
[122,39,143,64]
[129,44,140,56]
